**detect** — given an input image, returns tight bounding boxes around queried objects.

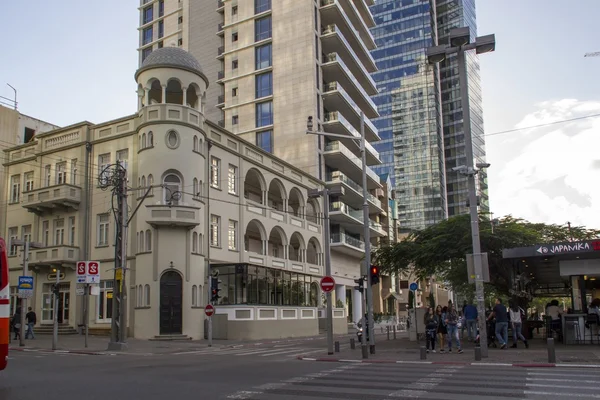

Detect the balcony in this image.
[217,71,224,81]
[145,204,200,228]
[322,66,378,120]
[336,0,376,47]
[28,245,80,267]
[329,202,363,229]
[217,0,224,12]
[330,233,364,257]
[325,171,384,214]
[323,141,381,189]
[320,0,375,51]
[217,23,224,35]
[320,19,376,74]
[22,184,81,215]
[323,111,380,163]
[217,46,225,58]
[323,52,377,95]
[322,83,380,139]
[217,94,225,108]
[351,0,376,28]
[369,220,387,238]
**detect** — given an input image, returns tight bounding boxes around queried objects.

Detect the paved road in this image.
[3,350,599,399]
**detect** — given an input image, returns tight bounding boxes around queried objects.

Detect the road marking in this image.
[527,377,598,384]
[260,348,314,357]
[226,391,263,399]
[527,383,599,390]
[524,391,600,398]
[387,364,464,398]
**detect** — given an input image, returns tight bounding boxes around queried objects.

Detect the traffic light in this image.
[370,265,380,286]
[210,270,222,303]
[353,278,364,293]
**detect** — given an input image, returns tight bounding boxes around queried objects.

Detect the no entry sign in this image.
[205,304,215,317]
[320,276,335,293]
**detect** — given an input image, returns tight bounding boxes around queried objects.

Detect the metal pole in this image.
[208,316,213,347]
[52,267,60,350]
[323,188,334,355]
[83,141,92,348]
[359,112,375,353]
[119,167,128,344]
[457,46,488,357]
[83,283,88,347]
[19,240,29,347]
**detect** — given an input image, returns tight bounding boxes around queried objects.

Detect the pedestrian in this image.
[424,307,439,353]
[436,305,446,353]
[463,302,478,341]
[11,311,21,340]
[445,304,463,353]
[488,298,509,349]
[25,307,36,339]
[509,301,528,348]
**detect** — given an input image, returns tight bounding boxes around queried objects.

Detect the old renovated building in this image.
[2,47,354,340]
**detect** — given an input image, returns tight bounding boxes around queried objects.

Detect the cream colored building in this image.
[2,47,355,340]
[137,0,387,325]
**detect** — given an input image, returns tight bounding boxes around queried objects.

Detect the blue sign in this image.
[18,276,34,290]
[409,282,418,291]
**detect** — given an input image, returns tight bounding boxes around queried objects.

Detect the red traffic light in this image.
[371,266,379,274]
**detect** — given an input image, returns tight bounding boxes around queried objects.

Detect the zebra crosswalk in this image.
[171,342,350,360]
[224,362,600,399]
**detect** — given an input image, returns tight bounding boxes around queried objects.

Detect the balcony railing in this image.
[326,171,382,208]
[21,184,81,215]
[330,233,365,250]
[323,52,376,93]
[323,141,380,183]
[330,202,363,222]
[321,24,376,72]
[28,245,80,266]
[217,71,225,80]
[217,95,225,104]
[218,46,225,56]
[323,111,380,160]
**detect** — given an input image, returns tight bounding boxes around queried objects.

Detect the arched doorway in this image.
[159,271,183,335]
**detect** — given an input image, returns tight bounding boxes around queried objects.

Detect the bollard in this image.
[350,338,356,350]
[393,325,397,340]
[474,345,482,361]
[420,346,427,360]
[547,338,556,363]
[362,344,369,359]
[334,341,340,353]
[387,326,390,340]
[381,326,384,334]
[370,344,376,355]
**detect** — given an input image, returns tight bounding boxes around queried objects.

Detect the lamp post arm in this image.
[306,130,360,144]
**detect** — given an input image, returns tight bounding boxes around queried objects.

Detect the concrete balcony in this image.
[322,52,377,95]
[217,94,225,108]
[337,0,376,47]
[323,141,382,189]
[217,23,224,35]
[322,85,380,140]
[217,0,224,12]
[321,24,377,73]
[322,66,378,122]
[320,0,376,55]
[145,204,200,228]
[28,245,80,268]
[351,0,376,28]
[330,233,365,257]
[369,220,387,238]
[323,111,381,161]
[329,202,363,229]
[21,184,81,215]
[325,171,385,214]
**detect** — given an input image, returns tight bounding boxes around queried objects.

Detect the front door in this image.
[159,271,183,335]
[41,283,70,324]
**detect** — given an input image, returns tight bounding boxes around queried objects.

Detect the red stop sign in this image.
[320,276,335,293]
[205,304,215,317]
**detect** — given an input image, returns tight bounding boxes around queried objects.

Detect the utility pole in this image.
[52,267,60,350]
[19,240,29,348]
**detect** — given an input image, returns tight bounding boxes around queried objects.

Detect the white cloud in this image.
[488,99,600,229]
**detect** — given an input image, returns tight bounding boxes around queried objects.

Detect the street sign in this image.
[17,276,34,298]
[76,261,101,284]
[76,288,85,296]
[320,276,335,293]
[409,282,418,291]
[205,304,215,317]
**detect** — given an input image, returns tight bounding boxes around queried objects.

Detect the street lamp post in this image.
[306,113,376,355]
[426,27,496,358]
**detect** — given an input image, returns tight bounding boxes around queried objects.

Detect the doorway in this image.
[159,271,183,335]
[41,283,70,324]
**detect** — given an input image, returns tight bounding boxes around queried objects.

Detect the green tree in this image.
[374,214,599,299]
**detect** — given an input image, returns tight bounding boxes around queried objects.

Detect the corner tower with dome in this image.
[1,47,337,341]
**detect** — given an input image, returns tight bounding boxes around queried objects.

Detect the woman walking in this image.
[424,307,439,353]
[436,305,447,353]
[509,300,528,348]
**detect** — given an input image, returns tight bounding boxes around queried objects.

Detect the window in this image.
[98,154,111,186]
[256,130,273,153]
[193,178,199,198]
[255,44,272,69]
[70,159,77,185]
[10,175,20,203]
[138,231,145,252]
[232,115,239,125]
[147,131,154,146]
[97,214,109,246]
[228,220,237,250]
[42,221,49,247]
[232,87,238,97]
[193,135,199,151]
[232,31,238,42]
[117,149,129,171]
[142,47,152,62]
[232,59,239,69]
[69,217,76,246]
[255,0,271,13]
[8,227,17,256]
[158,20,164,38]
[163,174,182,205]
[255,101,273,127]
[144,285,151,306]
[228,165,237,194]
[22,225,32,244]
[143,26,153,45]
[232,5,238,15]
[192,232,198,253]
[56,163,66,185]
[158,0,164,16]
[44,165,51,187]
[143,6,153,24]
[255,72,272,98]
[97,280,114,322]
[211,157,220,188]
[54,219,65,246]
[147,174,154,195]
[166,130,179,148]
[178,16,183,24]
[192,285,199,307]
[145,230,152,251]
[210,215,220,247]
[255,16,272,41]
[24,127,35,143]
[24,172,34,192]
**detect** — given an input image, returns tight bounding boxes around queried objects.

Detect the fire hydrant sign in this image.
[77,261,101,284]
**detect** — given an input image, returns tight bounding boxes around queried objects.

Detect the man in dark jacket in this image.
[25,307,36,339]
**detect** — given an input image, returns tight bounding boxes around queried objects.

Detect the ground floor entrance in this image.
[41,283,70,324]
[159,271,183,335]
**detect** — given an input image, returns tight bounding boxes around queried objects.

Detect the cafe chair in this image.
[584,314,599,344]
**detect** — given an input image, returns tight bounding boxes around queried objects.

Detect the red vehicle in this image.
[0,238,9,370]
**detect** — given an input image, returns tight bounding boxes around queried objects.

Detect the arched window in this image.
[137,284,143,307]
[141,175,146,188]
[139,231,144,252]
[136,232,139,252]
[193,135,198,152]
[192,232,198,253]
[139,135,142,149]
[147,174,154,195]
[142,133,146,149]
[192,285,198,306]
[144,284,151,306]
[193,178,198,198]
[163,173,181,205]
[145,229,152,251]
[148,131,154,146]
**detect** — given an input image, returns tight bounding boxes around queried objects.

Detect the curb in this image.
[295,356,600,369]
[10,347,108,356]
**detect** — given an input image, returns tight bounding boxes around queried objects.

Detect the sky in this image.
[1,0,599,229]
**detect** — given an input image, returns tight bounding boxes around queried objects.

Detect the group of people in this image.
[423,298,529,353]
[10,307,37,340]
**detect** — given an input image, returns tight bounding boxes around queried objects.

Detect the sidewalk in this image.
[296,336,600,368]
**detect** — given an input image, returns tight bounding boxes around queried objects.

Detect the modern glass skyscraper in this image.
[370,0,488,231]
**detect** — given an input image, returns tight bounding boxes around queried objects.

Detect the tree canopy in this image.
[373,214,600,298]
